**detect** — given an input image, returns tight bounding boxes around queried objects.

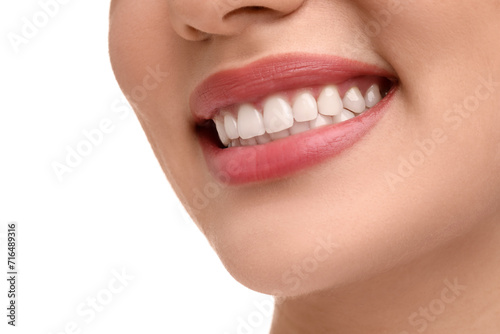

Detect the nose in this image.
[166,0,305,41]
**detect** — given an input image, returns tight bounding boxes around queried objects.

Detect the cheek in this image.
[359,0,500,79]
[107,0,500,297]
[360,0,500,210]
[109,2,218,224]
[109,0,201,104]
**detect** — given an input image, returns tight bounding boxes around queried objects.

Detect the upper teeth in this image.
[213,83,383,148]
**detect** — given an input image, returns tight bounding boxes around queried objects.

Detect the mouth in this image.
[191,53,398,184]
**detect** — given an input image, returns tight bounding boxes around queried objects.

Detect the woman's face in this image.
[109,0,500,296]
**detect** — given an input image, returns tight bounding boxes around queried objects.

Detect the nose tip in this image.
[167,0,305,41]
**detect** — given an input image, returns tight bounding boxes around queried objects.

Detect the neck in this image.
[270,215,500,334]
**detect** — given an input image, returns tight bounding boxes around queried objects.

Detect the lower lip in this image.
[198,86,396,185]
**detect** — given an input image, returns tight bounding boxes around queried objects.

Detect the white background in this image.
[0,1,272,333]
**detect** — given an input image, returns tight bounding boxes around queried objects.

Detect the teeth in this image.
[213,83,385,148]
[310,114,334,129]
[342,87,365,114]
[256,133,272,145]
[224,113,239,140]
[270,129,290,140]
[289,121,310,135]
[240,137,258,146]
[333,109,355,123]
[364,84,382,108]
[318,85,343,116]
[237,104,265,139]
[263,95,294,133]
[292,92,318,122]
[214,116,230,146]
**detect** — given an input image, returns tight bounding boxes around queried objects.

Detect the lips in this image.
[190,53,397,184]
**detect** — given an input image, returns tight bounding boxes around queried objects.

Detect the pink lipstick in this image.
[191,53,397,184]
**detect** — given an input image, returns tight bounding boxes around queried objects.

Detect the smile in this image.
[191,53,397,184]
[212,79,388,147]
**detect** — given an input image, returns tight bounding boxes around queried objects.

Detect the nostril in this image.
[223,6,274,21]
[245,6,268,12]
[167,0,304,40]
[183,25,211,41]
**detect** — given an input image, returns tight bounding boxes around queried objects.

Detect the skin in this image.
[109,0,500,332]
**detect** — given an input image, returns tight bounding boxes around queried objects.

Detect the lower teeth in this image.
[227,108,361,148]
[212,82,387,148]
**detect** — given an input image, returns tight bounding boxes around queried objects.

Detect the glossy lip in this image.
[191,53,397,184]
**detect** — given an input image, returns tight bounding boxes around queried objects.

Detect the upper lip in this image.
[189,53,395,124]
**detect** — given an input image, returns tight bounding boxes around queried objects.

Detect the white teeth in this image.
[263,95,294,133]
[318,85,343,116]
[216,83,384,147]
[342,87,365,114]
[224,113,239,140]
[292,92,318,122]
[214,116,230,146]
[333,109,355,123]
[310,114,334,129]
[256,133,272,145]
[365,84,382,108]
[237,104,265,139]
[289,121,310,135]
[270,129,290,141]
[240,137,258,146]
